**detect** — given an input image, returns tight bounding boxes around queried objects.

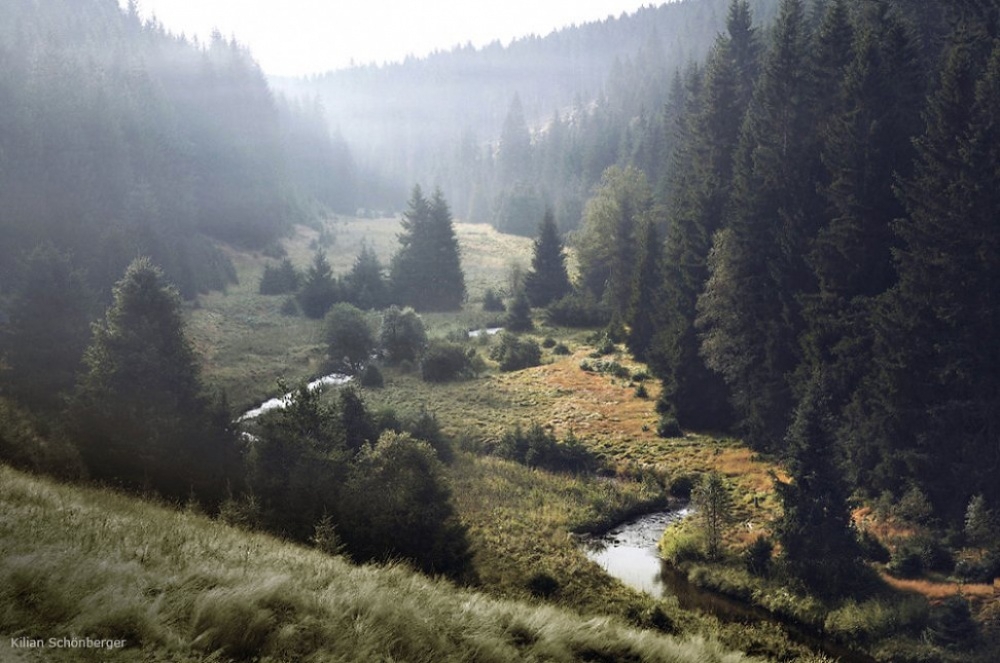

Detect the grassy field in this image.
[0,463,771,663]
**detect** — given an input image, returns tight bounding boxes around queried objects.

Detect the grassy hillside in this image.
[0,462,763,663]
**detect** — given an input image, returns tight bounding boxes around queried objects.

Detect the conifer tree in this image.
[72,257,239,505]
[344,243,388,310]
[298,249,340,319]
[575,166,651,320]
[852,34,1000,516]
[390,186,466,311]
[774,372,860,595]
[697,0,817,451]
[654,0,758,430]
[625,219,666,362]
[524,209,571,307]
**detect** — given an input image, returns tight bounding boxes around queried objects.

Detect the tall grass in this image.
[0,463,764,662]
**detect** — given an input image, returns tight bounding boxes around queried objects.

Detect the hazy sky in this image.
[123,1,657,77]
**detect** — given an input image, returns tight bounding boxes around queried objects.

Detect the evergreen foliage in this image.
[390,186,466,311]
[343,244,389,310]
[773,373,860,595]
[692,472,735,560]
[524,210,571,307]
[340,432,472,578]
[490,333,542,373]
[625,220,666,362]
[71,258,240,506]
[259,258,301,295]
[504,288,534,332]
[297,250,341,319]
[0,245,94,411]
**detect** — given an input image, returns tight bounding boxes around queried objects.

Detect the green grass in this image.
[0,463,767,663]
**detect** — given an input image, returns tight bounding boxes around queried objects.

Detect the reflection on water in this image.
[582,508,691,598]
[582,507,877,663]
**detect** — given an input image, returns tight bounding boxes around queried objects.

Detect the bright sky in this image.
[123,1,657,77]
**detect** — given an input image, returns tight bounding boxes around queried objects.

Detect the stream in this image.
[582,509,877,663]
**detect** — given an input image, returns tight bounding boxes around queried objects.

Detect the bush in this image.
[279,297,299,316]
[505,287,534,331]
[926,596,978,650]
[657,415,682,438]
[359,363,384,388]
[494,424,597,474]
[541,337,556,348]
[489,332,542,372]
[378,306,427,365]
[660,527,704,564]
[420,341,474,382]
[404,409,453,463]
[544,291,611,328]
[669,474,697,499]
[527,572,560,598]
[324,303,376,374]
[744,536,773,577]
[552,342,571,355]
[858,529,891,563]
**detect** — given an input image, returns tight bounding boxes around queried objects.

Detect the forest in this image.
[1,0,999,661]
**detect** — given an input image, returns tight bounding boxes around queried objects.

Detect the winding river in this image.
[582,509,877,663]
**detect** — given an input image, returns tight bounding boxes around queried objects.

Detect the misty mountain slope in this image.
[275,0,780,219]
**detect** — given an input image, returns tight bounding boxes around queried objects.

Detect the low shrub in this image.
[552,343,571,355]
[493,424,598,474]
[657,415,683,438]
[544,291,611,328]
[481,287,506,312]
[420,341,474,382]
[526,572,560,598]
[660,527,704,564]
[744,536,773,577]
[359,363,384,388]
[490,333,542,372]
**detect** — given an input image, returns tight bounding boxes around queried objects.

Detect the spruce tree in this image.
[344,243,388,310]
[390,186,466,311]
[697,0,817,452]
[774,372,860,596]
[524,209,571,307]
[654,1,758,430]
[298,249,340,318]
[625,219,666,362]
[72,257,239,505]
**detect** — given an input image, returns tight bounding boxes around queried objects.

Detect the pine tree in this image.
[853,34,1000,518]
[575,166,651,320]
[774,371,860,595]
[697,0,817,452]
[654,0,759,430]
[524,209,571,307]
[298,249,340,318]
[1,244,93,411]
[344,243,388,310]
[505,287,534,332]
[72,257,239,505]
[390,186,466,311]
[625,219,666,362]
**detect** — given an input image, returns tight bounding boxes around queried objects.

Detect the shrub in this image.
[657,415,682,438]
[926,596,978,650]
[744,536,773,577]
[420,341,474,382]
[660,527,704,564]
[324,303,376,374]
[311,513,346,556]
[378,306,427,365]
[404,409,454,463]
[544,291,611,328]
[279,297,299,316]
[494,424,597,474]
[490,332,542,372]
[669,474,697,499]
[359,363,384,388]
[858,529,891,563]
[505,287,534,331]
[541,337,556,348]
[526,572,560,598]
[635,383,649,399]
[552,342,571,355]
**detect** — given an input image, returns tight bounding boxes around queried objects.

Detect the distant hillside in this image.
[275,0,780,218]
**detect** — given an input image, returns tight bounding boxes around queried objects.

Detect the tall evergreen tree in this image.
[390,186,466,311]
[774,371,860,596]
[297,249,341,319]
[344,243,389,310]
[575,166,651,320]
[654,0,759,429]
[697,0,817,452]
[625,219,666,362]
[849,34,1000,518]
[524,209,571,307]
[72,257,240,505]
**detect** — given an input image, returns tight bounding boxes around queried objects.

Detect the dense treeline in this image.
[282,0,781,231]
[0,0,355,303]
[569,0,1000,544]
